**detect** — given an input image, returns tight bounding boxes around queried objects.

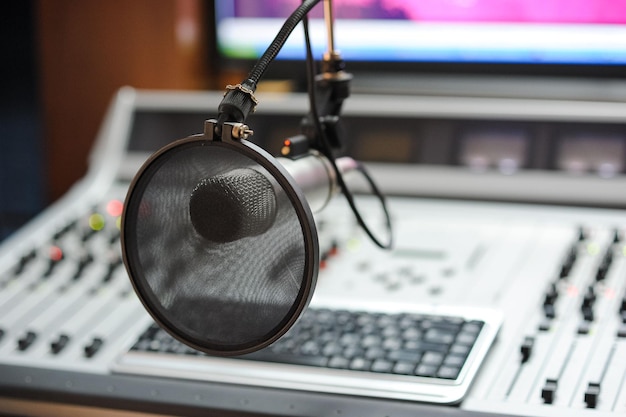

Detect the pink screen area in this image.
[281,0,626,24]
[381,0,626,23]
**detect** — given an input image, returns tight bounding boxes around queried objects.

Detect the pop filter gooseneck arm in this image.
[214,0,321,137]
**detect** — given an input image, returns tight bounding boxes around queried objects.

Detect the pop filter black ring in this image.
[121,126,319,356]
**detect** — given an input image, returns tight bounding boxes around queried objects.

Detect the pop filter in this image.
[121,121,318,356]
[122,0,392,357]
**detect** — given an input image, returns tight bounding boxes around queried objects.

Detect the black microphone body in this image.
[188,151,356,244]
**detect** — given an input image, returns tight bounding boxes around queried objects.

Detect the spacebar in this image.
[238,351,329,367]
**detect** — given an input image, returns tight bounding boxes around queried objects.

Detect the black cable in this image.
[216,0,321,129]
[248,0,320,84]
[301,10,393,250]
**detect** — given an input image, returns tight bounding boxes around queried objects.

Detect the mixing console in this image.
[0,88,625,416]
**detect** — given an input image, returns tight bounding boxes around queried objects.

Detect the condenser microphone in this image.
[122,0,391,358]
[188,152,356,244]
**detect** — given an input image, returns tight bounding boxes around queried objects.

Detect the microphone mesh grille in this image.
[189,168,277,243]
[122,138,315,355]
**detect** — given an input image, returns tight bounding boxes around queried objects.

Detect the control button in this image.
[581,307,594,322]
[558,263,571,279]
[73,252,94,280]
[541,378,558,404]
[577,321,591,335]
[43,245,64,277]
[543,303,556,319]
[81,227,98,242]
[102,262,120,283]
[84,337,104,358]
[538,320,551,332]
[559,244,577,279]
[50,334,70,354]
[581,286,596,308]
[617,325,626,338]
[520,336,534,363]
[612,228,622,243]
[584,382,601,409]
[53,220,76,240]
[595,265,609,281]
[577,226,587,241]
[596,250,613,281]
[17,331,37,351]
[544,283,559,305]
[14,249,37,275]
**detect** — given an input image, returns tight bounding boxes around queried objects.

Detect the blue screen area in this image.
[215,0,626,67]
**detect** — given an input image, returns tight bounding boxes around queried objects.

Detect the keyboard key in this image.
[443,354,465,367]
[371,359,394,373]
[349,357,371,371]
[438,365,461,379]
[424,328,456,344]
[393,361,416,375]
[421,351,445,367]
[322,342,343,357]
[449,343,471,356]
[456,331,479,346]
[415,364,438,377]
[343,345,364,359]
[364,346,386,360]
[328,356,350,369]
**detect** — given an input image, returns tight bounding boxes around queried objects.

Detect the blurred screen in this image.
[216,0,626,66]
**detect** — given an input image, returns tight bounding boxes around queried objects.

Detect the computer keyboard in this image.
[122,301,500,405]
[133,308,485,381]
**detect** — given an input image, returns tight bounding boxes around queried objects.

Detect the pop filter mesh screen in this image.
[122,137,317,355]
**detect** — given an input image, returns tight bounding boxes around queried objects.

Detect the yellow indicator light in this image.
[586,242,600,256]
[346,238,361,253]
[116,216,122,230]
[89,213,106,231]
[622,245,626,257]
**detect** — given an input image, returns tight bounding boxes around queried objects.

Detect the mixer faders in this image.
[471,220,626,415]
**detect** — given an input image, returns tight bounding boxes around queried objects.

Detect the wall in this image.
[37,0,213,202]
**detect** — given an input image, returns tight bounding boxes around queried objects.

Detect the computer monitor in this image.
[214,0,626,80]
